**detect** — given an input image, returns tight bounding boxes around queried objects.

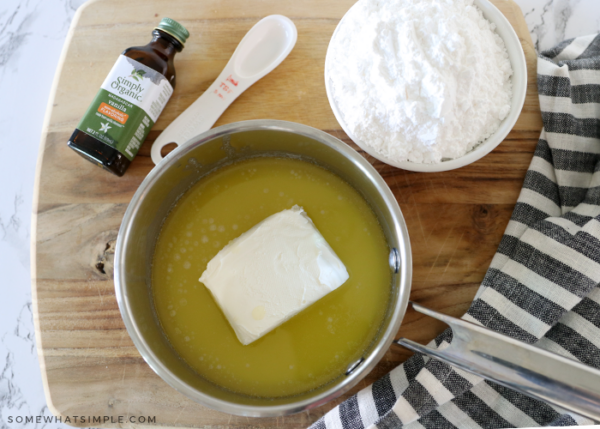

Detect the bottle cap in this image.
[155,18,190,46]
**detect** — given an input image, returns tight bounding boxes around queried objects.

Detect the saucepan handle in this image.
[395,302,600,421]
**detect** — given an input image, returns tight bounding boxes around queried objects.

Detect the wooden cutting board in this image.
[32,0,541,426]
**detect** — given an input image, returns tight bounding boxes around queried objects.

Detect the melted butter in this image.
[152,157,391,398]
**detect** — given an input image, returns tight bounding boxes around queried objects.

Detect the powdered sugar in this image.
[326,0,513,164]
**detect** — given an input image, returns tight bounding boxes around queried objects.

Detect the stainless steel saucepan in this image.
[114,120,413,417]
[115,119,600,420]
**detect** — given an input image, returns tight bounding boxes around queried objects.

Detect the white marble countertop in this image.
[1,0,598,428]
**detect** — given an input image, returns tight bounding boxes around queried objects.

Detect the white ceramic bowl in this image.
[325,0,527,173]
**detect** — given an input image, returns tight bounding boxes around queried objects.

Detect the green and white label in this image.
[76,55,174,161]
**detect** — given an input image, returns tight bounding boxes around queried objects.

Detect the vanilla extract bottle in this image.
[67,18,189,176]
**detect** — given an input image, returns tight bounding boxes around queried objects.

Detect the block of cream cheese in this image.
[199,205,349,345]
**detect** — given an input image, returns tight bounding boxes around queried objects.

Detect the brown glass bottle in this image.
[68,18,189,176]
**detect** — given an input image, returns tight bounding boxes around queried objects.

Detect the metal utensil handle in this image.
[396,302,600,421]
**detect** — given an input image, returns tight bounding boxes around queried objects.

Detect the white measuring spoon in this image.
[151,15,298,165]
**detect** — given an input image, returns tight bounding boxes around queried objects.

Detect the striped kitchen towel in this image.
[310,33,600,429]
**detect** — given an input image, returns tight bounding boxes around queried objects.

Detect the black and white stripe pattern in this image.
[310,33,600,429]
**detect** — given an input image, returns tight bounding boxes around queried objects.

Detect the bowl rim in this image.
[114,119,413,417]
[324,0,528,173]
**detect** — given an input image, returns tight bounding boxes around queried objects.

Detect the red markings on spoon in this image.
[214,78,236,100]
[227,75,239,86]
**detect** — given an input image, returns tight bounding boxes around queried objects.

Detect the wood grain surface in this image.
[32,0,541,427]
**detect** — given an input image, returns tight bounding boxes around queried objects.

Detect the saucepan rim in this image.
[114,119,412,417]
